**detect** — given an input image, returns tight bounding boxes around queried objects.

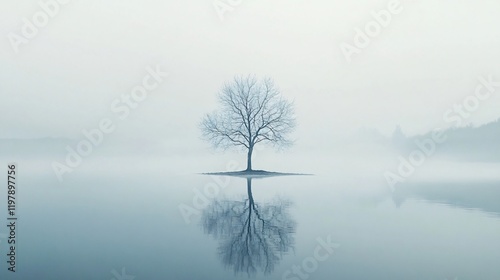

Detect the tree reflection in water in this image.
[201,178,296,276]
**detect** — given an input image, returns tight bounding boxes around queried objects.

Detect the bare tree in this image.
[201,75,296,171]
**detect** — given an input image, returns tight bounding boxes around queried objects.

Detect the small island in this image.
[202,169,310,178]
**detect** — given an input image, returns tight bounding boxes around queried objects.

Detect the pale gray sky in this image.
[1,0,499,151]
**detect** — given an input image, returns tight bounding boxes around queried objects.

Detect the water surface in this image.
[1,171,499,279]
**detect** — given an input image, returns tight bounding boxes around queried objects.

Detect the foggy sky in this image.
[1,0,500,153]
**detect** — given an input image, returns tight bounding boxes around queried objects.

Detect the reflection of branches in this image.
[201,178,296,276]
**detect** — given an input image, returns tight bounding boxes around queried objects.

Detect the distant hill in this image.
[395,120,500,162]
[0,137,170,158]
[0,137,73,158]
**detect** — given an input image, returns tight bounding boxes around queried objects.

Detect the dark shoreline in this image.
[200,170,313,178]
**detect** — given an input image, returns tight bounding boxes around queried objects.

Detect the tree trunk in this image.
[246,146,253,171]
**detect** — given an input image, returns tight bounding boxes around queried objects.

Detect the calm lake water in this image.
[1,169,500,279]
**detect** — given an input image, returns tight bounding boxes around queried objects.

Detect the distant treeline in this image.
[392,119,500,162]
